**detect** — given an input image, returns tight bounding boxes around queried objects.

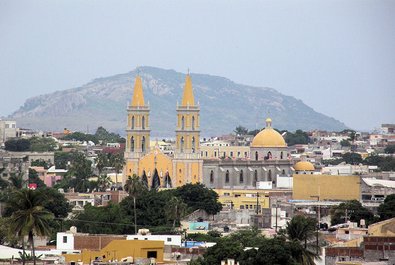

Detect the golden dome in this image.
[251,118,287,148]
[294,161,315,171]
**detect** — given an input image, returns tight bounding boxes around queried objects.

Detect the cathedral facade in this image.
[124,74,203,188]
[124,74,293,193]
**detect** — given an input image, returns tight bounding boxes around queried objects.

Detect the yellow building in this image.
[124,74,203,188]
[63,239,164,264]
[293,174,361,201]
[215,189,271,211]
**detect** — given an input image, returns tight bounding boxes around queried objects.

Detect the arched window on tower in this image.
[210,170,214,183]
[131,116,135,129]
[280,152,283,159]
[180,137,184,152]
[254,170,258,183]
[225,170,229,183]
[192,137,195,153]
[142,136,146,152]
[192,116,195,130]
[181,116,185,130]
[268,169,272,181]
[239,170,244,183]
[142,116,145,129]
[131,136,134,152]
[255,151,258,161]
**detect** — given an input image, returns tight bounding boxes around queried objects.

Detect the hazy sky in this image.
[0,0,394,131]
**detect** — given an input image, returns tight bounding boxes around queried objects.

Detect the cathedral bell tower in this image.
[125,75,150,177]
[175,74,200,158]
[173,73,203,186]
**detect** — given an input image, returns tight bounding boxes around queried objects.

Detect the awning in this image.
[248,167,254,172]
[262,167,267,171]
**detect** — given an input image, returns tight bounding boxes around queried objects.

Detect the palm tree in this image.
[97,174,113,192]
[111,153,125,189]
[124,175,146,234]
[285,215,319,265]
[95,153,108,175]
[7,189,53,265]
[165,196,187,228]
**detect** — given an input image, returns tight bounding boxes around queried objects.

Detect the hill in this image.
[10,66,347,136]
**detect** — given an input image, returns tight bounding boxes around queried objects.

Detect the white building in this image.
[126,234,182,247]
[0,120,17,145]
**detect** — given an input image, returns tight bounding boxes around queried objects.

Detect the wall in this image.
[293,174,360,201]
[126,235,182,247]
[62,239,164,264]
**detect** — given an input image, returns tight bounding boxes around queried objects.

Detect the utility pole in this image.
[311,195,320,255]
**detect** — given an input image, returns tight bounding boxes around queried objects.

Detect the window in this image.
[131,136,134,152]
[268,170,272,181]
[255,151,258,161]
[192,116,195,130]
[142,116,145,129]
[63,236,67,243]
[225,170,229,183]
[210,170,214,183]
[254,170,258,183]
[167,238,172,242]
[240,205,244,209]
[214,151,217,157]
[181,116,185,130]
[280,152,283,159]
[142,136,146,152]
[237,152,240,157]
[282,169,285,175]
[180,137,184,152]
[230,151,233,157]
[192,137,195,153]
[239,170,244,183]
[147,251,157,259]
[131,116,135,129]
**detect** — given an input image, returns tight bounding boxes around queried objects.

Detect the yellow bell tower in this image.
[125,75,150,178]
[173,73,203,186]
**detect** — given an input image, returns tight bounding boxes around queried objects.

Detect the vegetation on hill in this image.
[61,126,125,144]
[4,137,57,152]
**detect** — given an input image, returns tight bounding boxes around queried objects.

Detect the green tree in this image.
[330,200,374,226]
[30,160,49,169]
[28,169,46,189]
[97,174,112,192]
[342,152,363,165]
[29,137,57,152]
[62,132,99,144]
[4,139,30,151]
[68,153,93,192]
[7,189,53,265]
[124,175,147,234]
[109,153,125,189]
[54,151,74,169]
[174,183,222,215]
[95,126,125,144]
[165,196,187,228]
[9,172,26,189]
[340,139,351,147]
[284,215,319,265]
[378,194,395,220]
[284,130,311,146]
[234,125,248,135]
[95,153,109,175]
[384,145,395,154]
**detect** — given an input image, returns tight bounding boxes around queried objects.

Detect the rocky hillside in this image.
[10,66,347,136]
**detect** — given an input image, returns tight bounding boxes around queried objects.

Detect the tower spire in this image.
[181,73,195,107]
[131,76,145,107]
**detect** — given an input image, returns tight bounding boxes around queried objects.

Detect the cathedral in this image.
[124,74,203,188]
[124,73,294,193]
